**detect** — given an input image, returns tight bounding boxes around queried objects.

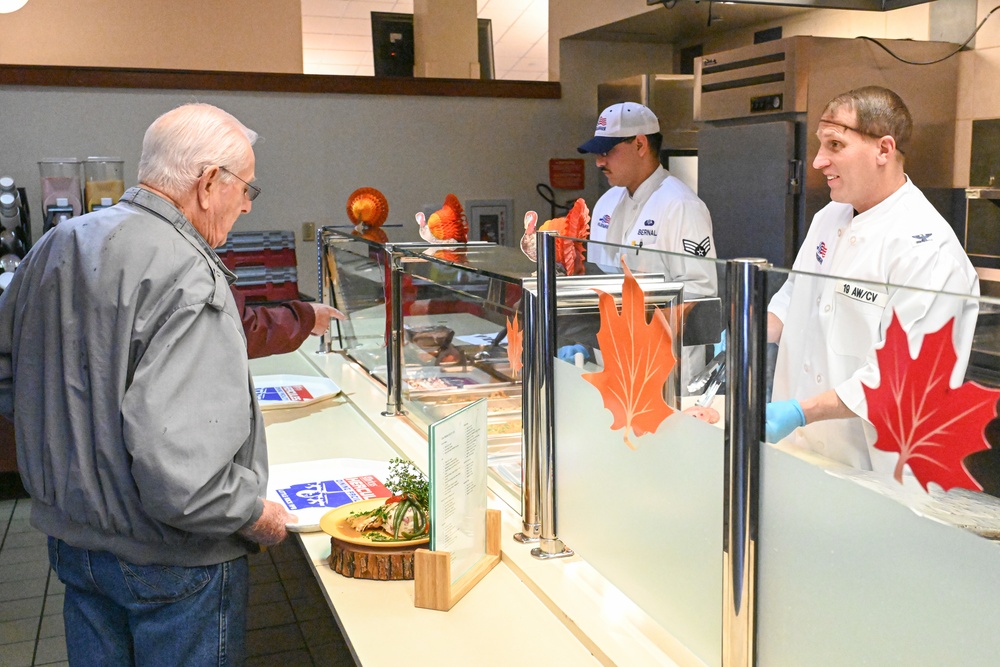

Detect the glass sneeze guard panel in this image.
[757,263,1000,665]
[549,239,728,666]
[396,245,533,498]
[320,227,395,379]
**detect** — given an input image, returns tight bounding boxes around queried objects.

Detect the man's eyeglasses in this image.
[599,136,636,158]
[219,166,261,202]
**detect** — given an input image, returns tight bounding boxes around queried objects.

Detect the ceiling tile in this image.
[302,0,549,82]
[304,49,369,66]
[302,0,350,18]
[344,1,397,19]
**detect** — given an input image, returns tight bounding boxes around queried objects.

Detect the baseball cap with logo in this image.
[577,102,660,155]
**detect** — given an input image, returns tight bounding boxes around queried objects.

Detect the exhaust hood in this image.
[647,0,931,10]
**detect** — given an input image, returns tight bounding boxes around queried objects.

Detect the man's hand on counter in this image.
[240,498,298,546]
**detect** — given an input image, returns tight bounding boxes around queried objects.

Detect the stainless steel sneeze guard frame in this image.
[385,248,404,416]
[515,287,541,543]
[530,232,574,560]
[723,258,768,667]
[317,228,772,663]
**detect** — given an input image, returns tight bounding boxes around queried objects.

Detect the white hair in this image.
[137,103,258,198]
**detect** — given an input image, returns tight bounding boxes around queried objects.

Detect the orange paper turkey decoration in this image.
[346,187,389,229]
[519,199,591,276]
[352,226,389,244]
[419,193,468,243]
[540,198,590,276]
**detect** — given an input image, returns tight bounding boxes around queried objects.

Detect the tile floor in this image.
[0,497,356,667]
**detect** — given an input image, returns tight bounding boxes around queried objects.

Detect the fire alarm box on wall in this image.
[549,159,585,191]
[467,199,514,247]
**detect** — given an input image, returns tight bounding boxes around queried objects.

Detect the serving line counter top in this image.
[250,347,697,667]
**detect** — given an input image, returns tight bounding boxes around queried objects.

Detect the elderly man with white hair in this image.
[0,102,296,666]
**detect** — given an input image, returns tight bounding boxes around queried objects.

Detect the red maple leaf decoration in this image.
[506,314,523,379]
[863,312,998,491]
[582,261,676,449]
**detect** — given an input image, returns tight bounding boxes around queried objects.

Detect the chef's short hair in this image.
[824,86,912,155]
[645,132,663,156]
[138,103,258,198]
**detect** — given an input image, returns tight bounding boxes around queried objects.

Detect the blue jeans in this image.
[48,537,248,667]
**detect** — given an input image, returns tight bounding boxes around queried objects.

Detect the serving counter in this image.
[252,348,692,667]
[257,230,1000,667]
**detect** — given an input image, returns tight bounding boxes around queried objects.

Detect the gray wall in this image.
[1,36,679,295]
[1,85,565,294]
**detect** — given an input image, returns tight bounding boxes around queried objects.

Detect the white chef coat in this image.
[588,166,718,299]
[768,177,979,471]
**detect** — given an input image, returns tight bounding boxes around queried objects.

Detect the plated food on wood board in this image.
[322,458,430,545]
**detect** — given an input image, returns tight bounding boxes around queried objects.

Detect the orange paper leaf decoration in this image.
[863,313,998,492]
[582,261,676,449]
[506,314,523,378]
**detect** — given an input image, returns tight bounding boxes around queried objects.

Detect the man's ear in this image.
[635,134,650,157]
[875,135,896,166]
[197,166,219,210]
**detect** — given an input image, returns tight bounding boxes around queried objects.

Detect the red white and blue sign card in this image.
[253,374,341,410]
[266,458,393,532]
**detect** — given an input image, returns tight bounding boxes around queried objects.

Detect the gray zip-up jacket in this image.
[0,187,266,566]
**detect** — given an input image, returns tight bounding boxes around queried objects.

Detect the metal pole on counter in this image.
[317,227,331,354]
[382,246,405,417]
[531,231,573,560]
[514,290,540,543]
[723,258,768,667]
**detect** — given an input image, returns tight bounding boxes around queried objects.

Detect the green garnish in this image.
[385,458,429,510]
[350,458,430,542]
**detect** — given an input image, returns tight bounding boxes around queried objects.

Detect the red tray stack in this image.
[218,230,298,302]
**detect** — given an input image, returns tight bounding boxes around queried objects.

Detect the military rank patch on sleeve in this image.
[682,236,712,256]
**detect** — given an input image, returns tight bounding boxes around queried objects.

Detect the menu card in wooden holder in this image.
[414,398,495,611]
[414,509,500,610]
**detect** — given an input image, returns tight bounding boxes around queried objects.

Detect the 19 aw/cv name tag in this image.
[835,280,888,307]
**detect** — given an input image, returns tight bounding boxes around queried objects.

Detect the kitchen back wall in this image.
[0,84,565,294]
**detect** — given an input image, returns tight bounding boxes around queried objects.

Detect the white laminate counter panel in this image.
[262,397,397,465]
[252,350,602,666]
[297,530,601,667]
[252,348,697,667]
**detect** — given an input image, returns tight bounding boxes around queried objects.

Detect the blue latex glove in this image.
[765,399,805,443]
[557,344,589,362]
[713,330,727,357]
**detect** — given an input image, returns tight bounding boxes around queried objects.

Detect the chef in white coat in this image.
[766,86,979,471]
[579,102,717,296]
[559,102,719,366]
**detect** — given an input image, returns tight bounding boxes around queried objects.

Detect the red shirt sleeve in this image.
[232,288,317,359]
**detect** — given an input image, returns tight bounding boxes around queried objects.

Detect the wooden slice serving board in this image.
[329,537,419,580]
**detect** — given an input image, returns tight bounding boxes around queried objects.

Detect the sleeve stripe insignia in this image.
[682,236,711,256]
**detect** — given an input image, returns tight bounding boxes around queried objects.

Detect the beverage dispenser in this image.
[0,176,28,290]
[39,159,82,232]
[83,157,125,212]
